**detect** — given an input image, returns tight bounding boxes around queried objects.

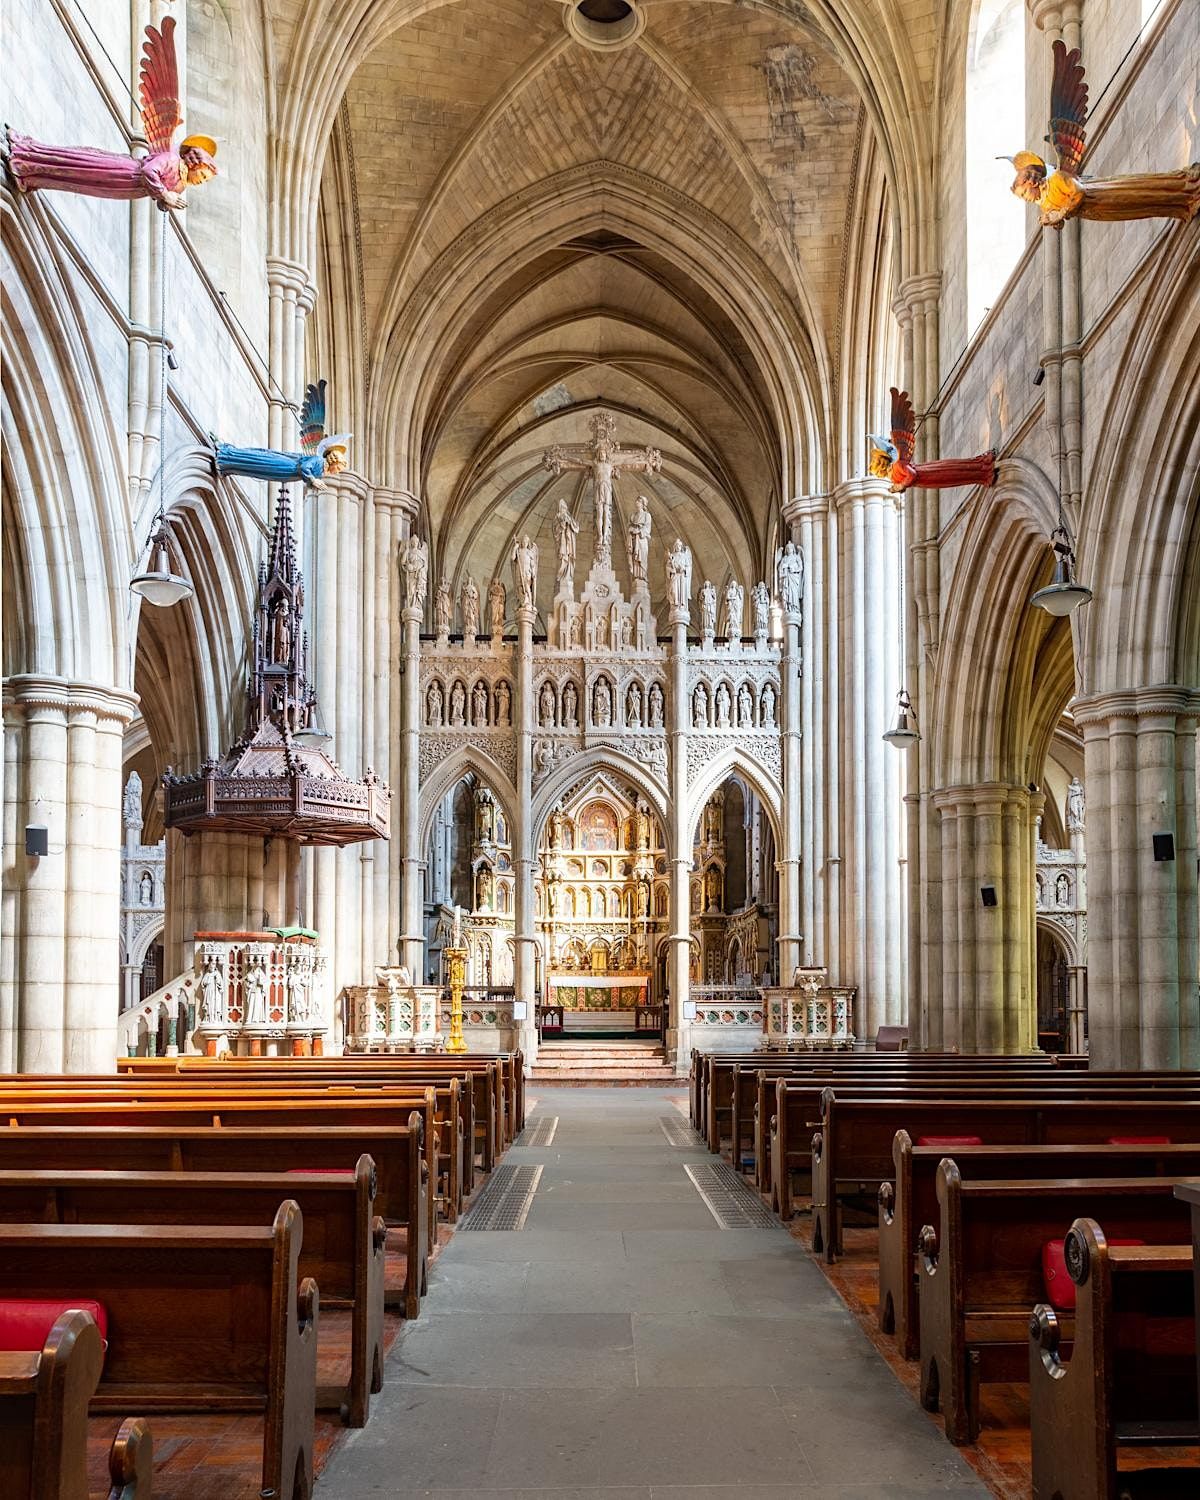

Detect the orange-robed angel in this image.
[1004,40,1200,227]
[868,388,997,495]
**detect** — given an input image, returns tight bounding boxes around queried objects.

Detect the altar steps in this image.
[529,1038,678,1086]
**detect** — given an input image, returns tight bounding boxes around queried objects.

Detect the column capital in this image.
[1072,685,1200,731]
[324,471,372,505]
[401,606,423,628]
[2,675,139,726]
[375,487,420,520]
[669,607,690,628]
[930,781,1033,816]
[782,492,829,527]
[265,255,315,299]
[830,475,893,512]
[1026,0,1081,36]
[892,272,942,323]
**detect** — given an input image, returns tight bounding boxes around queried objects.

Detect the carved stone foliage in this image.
[419,731,518,789]
[687,732,782,789]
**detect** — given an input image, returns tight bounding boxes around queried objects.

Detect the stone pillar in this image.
[832,476,906,1038]
[666,599,691,1071]
[778,578,803,982]
[1,678,137,1073]
[1075,688,1199,1069]
[513,599,538,1063]
[931,782,1037,1052]
[400,594,424,979]
[784,497,827,975]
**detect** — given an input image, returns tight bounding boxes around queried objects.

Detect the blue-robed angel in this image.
[213,380,351,489]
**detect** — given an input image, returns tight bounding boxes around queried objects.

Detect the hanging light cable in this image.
[883,493,920,749]
[131,212,193,608]
[1030,490,1093,617]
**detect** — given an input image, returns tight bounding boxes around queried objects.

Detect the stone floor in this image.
[316,1087,989,1499]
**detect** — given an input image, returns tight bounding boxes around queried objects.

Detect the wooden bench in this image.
[916,1163,1193,1443]
[0,1203,317,1500]
[0,1308,151,1500]
[0,1152,389,1422]
[1029,1217,1198,1499]
[880,1134,1200,1358]
[0,1123,428,1320]
[811,1091,1200,1260]
[0,1089,450,1243]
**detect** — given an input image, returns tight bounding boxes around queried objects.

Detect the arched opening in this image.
[691,774,779,994]
[965,0,1026,329]
[424,770,515,995]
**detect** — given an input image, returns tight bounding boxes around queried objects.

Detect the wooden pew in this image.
[1029,1217,1198,1499]
[916,1162,1193,1443]
[811,1090,1200,1260]
[880,1133,1200,1359]
[0,1089,450,1243]
[0,1203,317,1500]
[0,1308,152,1500]
[0,1123,428,1319]
[0,1152,390,1422]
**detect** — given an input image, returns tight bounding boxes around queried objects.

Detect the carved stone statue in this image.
[751,581,770,640]
[562,681,579,728]
[472,680,488,725]
[244,954,268,1026]
[722,580,744,640]
[554,497,579,592]
[593,678,613,727]
[715,682,732,727]
[450,682,466,726]
[648,682,664,727]
[139,871,154,905]
[123,771,142,828]
[539,682,556,727]
[1066,776,1085,833]
[693,682,709,727]
[461,575,480,637]
[626,683,643,727]
[700,581,717,638]
[427,681,444,726]
[199,955,224,1024]
[271,599,291,664]
[737,683,753,726]
[512,534,538,610]
[403,535,429,612]
[543,413,661,572]
[495,680,512,726]
[434,579,453,637]
[667,539,692,615]
[777,540,804,617]
[618,613,633,649]
[594,614,607,649]
[488,577,506,637]
[627,494,652,590]
[569,613,583,647]
[760,681,777,727]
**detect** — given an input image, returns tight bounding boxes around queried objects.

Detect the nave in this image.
[318,1086,988,1499]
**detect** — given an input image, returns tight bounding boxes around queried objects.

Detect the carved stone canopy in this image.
[164,486,391,846]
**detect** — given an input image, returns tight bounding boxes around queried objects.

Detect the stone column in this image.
[784,496,827,974]
[1,678,137,1072]
[513,599,538,1063]
[1075,688,1199,1069]
[832,476,906,1039]
[931,782,1037,1052]
[778,567,803,982]
[399,593,424,979]
[666,596,691,1071]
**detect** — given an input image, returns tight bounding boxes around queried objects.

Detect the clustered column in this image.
[1075,689,1199,1069]
[1,677,136,1072]
[778,563,803,982]
[666,590,691,1070]
[513,593,538,1060]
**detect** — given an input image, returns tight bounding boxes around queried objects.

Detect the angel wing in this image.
[139,18,183,157]
[890,387,916,465]
[1047,39,1088,176]
[299,380,328,455]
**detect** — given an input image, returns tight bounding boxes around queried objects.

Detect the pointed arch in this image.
[417,745,520,851]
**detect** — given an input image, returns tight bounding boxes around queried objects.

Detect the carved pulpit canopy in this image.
[164,486,390,845]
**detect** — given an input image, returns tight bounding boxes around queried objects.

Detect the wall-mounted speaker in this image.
[25,825,48,857]
[980,886,998,907]
[1152,833,1175,863]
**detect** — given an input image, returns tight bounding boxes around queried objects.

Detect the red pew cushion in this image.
[0,1299,108,1351]
[1107,1136,1171,1145]
[916,1136,983,1147]
[1042,1239,1144,1311]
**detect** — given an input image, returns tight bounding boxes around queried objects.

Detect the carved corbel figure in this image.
[7,20,218,211]
[1004,41,1200,227]
[869,388,996,494]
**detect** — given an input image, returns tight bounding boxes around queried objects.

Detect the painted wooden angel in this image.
[869,388,997,494]
[214,380,351,489]
[7,19,217,211]
[1005,40,1200,227]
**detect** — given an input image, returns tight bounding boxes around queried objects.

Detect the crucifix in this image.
[543,413,662,571]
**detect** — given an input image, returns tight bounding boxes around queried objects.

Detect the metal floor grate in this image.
[517,1116,558,1147]
[459,1164,543,1231]
[685,1161,779,1228]
[660,1116,704,1148]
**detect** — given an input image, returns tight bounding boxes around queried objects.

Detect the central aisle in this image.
[317,1088,988,1498]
